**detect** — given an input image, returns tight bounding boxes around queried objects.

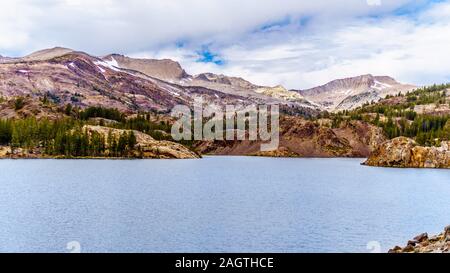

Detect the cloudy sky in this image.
[1,0,449,89]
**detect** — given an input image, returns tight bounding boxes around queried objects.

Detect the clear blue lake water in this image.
[0,157,449,253]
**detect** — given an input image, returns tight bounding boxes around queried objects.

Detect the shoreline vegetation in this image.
[0,106,200,159]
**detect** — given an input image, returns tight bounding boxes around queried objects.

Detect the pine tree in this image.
[11,126,20,152]
[65,104,73,116]
[128,131,137,149]
[117,132,128,156]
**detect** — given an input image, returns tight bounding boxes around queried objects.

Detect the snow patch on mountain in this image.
[94,57,121,73]
[371,80,392,91]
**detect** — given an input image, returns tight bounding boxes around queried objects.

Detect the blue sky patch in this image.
[259,16,292,32]
[196,46,225,65]
[175,40,186,48]
[393,0,444,17]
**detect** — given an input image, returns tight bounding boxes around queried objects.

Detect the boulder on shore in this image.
[363,137,450,168]
[389,226,450,253]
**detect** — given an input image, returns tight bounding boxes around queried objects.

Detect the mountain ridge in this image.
[102,54,190,83]
[0,47,417,114]
[0,48,319,117]
[294,74,416,111]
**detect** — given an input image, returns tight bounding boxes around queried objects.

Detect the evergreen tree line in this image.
[51,126,137,157]
[379,115,450,146]
[331,110,450,146]
[328,83,450,146]
[0,117,138,158]
[111,113,172,141]
[78,106,126,122]
[65,107,172,140]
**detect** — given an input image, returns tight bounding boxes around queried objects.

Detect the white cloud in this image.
[367,0,382,6]
[1,0,449,89]
[0,0,413,55]
[132,1,450,89]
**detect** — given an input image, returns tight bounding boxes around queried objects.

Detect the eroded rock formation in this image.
[364,137,450,168]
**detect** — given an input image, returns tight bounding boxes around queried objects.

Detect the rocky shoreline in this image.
[389,226,450,253]
[364,137,450,168]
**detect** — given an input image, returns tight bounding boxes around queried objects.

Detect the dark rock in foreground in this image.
[389,226,450,253]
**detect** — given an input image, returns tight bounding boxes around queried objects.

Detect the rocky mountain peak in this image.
[193,73,257,89]
[255,85,306,102]
[0,55,9,63]
[22,47,75,61]
[297,74,415,111]
[273,85,288,90]
[307,74,374,93]
[102,54,189,82]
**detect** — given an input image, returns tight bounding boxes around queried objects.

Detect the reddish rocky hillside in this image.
[194,117,386,157]
[0,51,248,114]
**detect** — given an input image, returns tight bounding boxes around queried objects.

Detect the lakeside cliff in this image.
[194,118,387,158]
[363,137,450,168]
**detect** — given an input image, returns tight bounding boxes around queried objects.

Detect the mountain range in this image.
[0,47,416,117]
[1,47,448,164]
[296,74,416,111]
